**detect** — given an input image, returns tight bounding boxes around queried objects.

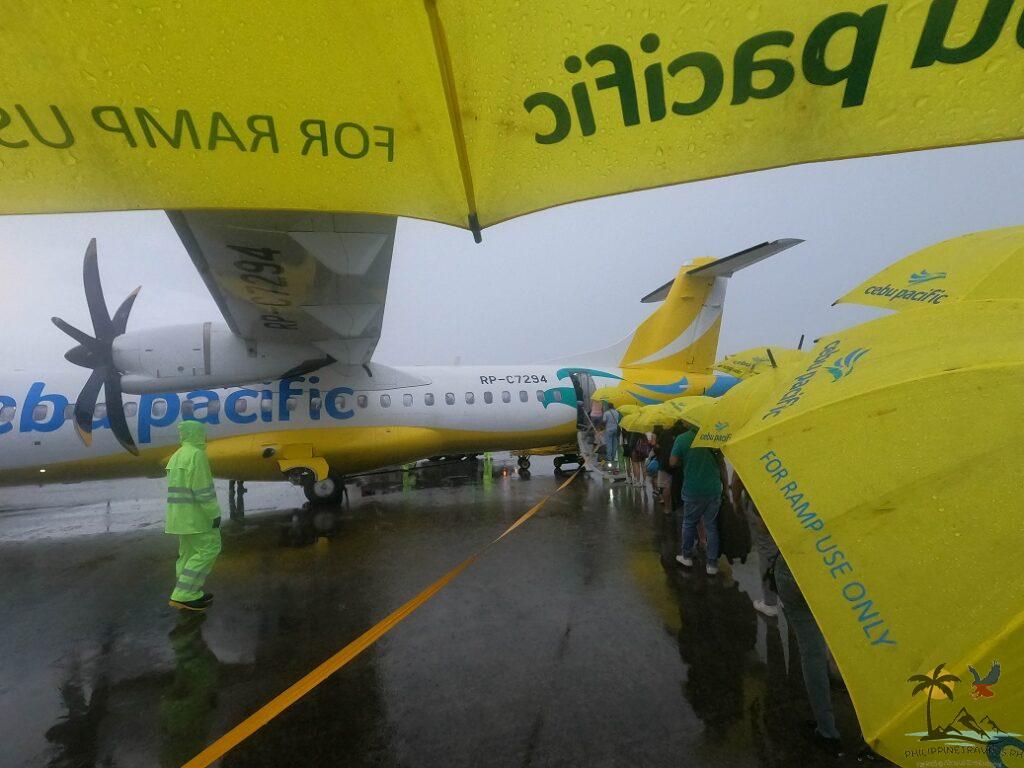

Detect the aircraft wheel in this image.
[304,473,345,505]
[517,456,531,469]
[518,467,531,479]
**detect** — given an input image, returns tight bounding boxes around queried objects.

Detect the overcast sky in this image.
[1,140,1021,378]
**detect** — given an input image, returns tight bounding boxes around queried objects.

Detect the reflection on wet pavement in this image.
[1,468,872,767]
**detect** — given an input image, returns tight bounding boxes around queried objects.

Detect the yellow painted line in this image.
[183,470,581,768]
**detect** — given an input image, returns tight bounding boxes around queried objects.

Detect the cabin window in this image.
[236,397,251,414]
[332,394,346,411]
[286,397,298,412]
[465,392,475,405]
[551,390,562,402]
[124,402,138,417]
[191,399,221,417]
[536,390,544,402]
[32,404,49,421]
[0,405,15,423]
[260,395,273,413]
[152,401,168,418]
[380,394,391,408]
[445,392,455,405]
[519,390,528,403]
[483,391,493,404]
[501,391,511,404]
[181,401,194,418]
[64,404,75,420]
[424,393,435,406]
[403,393,413,407]
[94,403,107,420]
[357,394,368,408]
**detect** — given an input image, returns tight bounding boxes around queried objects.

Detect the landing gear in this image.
[553,454,583,476]
[228,480,247,520]
[303,472,348,506]
[517,456,531,479]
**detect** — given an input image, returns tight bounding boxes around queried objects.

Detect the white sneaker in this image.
[675,554,693,567]
[753,599,779,617]
[705,563,719,575]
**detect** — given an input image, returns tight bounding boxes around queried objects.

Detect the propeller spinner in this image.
[52,239,141,455]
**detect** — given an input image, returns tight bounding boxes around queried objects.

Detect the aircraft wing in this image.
[167,210,397,365]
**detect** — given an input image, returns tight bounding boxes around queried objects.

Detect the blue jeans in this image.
[681,494,720,562]
[605,429,619,464]
[775,557,840,740]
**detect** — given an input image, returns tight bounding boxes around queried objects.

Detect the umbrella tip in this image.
[468,213,482,244]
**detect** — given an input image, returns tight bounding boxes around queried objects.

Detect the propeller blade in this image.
[51,316,96,349]
[103,375,139,456]
[73,368,105,447]
[110,287,141,337]
[82,238,114,340]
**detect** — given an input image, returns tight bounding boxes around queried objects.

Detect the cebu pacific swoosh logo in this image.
[908,269,948,285]
[826,348,869,381]
[714,421,728,431]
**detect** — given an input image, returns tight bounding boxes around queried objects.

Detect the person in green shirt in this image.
[165,421,222,611]
[669,421,727,575]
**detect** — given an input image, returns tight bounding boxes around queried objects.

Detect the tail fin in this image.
[563,240,802,373]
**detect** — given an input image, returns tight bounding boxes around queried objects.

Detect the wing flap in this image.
[168,210,397,364]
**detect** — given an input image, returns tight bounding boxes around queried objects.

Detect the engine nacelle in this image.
[113,323,329,394]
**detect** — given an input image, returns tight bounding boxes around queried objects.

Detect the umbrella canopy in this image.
[690,366,796,448]
[0,3,1020,233]
[621,395,715,432]
[715,347,808,380]
[591,387,637,408]
[836,225,1024,311]
[721,300,1024,763]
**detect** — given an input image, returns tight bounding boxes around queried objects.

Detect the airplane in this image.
[0,209,801,508]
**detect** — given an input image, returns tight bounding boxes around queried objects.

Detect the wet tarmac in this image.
[2,463,875,767]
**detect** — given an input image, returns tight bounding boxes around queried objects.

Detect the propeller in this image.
[52,239,141,455]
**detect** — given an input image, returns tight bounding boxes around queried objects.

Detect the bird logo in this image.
[968,661,1000,699]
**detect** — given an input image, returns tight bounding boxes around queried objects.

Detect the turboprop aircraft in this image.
[0,210,801,505]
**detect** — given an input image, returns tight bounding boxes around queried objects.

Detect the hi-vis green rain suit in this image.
[165,421,221,603]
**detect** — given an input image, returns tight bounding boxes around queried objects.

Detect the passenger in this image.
[774,556,844,757]
[667,423,684,514]
[603,402,620,468]
[628,431,651,488]
[732,474,779,617]
[653,424,681,512]
[670,419,727,575]
[165,421,222,612]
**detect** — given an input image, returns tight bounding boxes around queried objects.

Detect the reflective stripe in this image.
[182,568,206,579]
[195,491,216,500]
[168,486,195,496]
[167,496,195,504]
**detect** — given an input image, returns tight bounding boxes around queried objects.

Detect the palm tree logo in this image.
[908,663,961,736]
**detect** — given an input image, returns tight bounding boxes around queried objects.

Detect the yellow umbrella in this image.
[591,387,636,408]
[836,225,1024,311]
[715,347,809,380]
[0,3,1019,233]
[691,366,798,448]
[617,404,641,417]
[621,395,714,432]
[721,299,1024,764]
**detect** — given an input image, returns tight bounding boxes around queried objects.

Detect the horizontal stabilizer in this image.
[640,239,803,303]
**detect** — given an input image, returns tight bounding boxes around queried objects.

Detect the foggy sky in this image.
[1,140,1021,379]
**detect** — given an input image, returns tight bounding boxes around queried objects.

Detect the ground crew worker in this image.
[165,421,222,611]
